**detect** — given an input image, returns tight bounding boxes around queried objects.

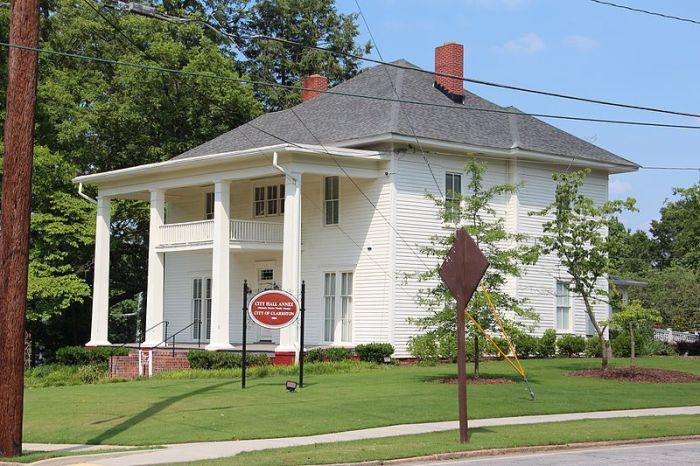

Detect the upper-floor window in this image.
[205,192,215,220]
[445,172,461,221]
[555,280,572,332]
[254,183,285,217]
[324,176,339,225]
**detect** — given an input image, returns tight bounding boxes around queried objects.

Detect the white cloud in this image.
[464,0,529,9]
[609,179,633,195]
[563,35,598,51]
[499,33,545,54]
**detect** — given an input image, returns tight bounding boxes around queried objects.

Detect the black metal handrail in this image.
[139,320,170,350]
[152,320,202,356]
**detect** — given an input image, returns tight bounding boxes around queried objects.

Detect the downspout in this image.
[78,183,98,204]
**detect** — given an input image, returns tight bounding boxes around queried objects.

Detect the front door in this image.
[255,262,276,342]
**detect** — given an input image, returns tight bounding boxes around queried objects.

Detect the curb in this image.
[333,435,700,465]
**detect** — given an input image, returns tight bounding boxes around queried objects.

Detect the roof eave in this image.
[335,133,639,174]
[73,144,384,185]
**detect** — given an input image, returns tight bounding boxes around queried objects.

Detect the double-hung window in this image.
[254,183,285,217]
[324,176,339,225]
[192,278,212,340]
[445,172,462,221]
[323,271,353,343]
[555,280,572,332]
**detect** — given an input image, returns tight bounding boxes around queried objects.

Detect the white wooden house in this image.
[74,42,638,361]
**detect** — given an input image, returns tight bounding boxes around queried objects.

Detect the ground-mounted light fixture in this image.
[383,356,392,364]
[286,380,298,392]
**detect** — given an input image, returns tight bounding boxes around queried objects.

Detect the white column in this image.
[207,180,234,351]
[143,189,166,346]
[277,172,302,356]
[87,195,112,346]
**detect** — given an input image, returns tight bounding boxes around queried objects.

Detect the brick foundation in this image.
[109,349,190,378]
[274,351,296,366]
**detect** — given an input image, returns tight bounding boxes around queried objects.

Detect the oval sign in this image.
[248,289,300,329]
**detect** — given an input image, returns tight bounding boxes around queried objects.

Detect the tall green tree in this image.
[231,0,371,110]
[607,218,654,275]
[650,183,700,272]
[531,169,636,370]
[412,159,539,377]
[630,266,700,331]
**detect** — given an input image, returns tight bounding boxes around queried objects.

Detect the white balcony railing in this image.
[160,220,214,246]
[158,219,283,248]
[231,219,283,243]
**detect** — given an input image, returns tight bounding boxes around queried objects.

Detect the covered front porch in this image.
[74,143,384,359]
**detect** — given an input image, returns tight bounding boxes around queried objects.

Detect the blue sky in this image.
[337,0,700,232]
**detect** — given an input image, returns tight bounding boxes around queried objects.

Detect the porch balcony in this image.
[157,218,283,249]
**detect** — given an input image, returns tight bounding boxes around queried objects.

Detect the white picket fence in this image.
[653,328,699,344]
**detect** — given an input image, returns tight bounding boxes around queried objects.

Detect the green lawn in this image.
[181,415,700,466]
[23,357,700,446]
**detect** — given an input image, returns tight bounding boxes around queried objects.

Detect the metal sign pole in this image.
[456,297,468,443]
[242,280,249,389]
[299,281,306,388]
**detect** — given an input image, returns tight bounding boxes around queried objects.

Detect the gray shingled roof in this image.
[173,60,637,168]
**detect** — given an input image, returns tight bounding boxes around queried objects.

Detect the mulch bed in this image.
[569,367,700,383]
[434,376,514,385]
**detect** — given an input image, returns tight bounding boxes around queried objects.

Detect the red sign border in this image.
[248,289,300,329]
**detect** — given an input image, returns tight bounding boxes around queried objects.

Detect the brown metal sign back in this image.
[438,228,489,444]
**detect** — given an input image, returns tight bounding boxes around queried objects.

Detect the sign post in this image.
[299,281,306,387]
[241,280,250,389]
[438,228,489,444]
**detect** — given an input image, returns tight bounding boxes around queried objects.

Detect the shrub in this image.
[55,346,129,366]
[407,334,439,364]
[611,332,647,357]
[585,335,602,358]
[537,329,557,358]
[557,334,586,357]
[303,347,353,363]
[77,365,105,384]
[676,340,700,356]
[355,343,394,363]
[245,353,272,367]
[642,338,676,356]
[513,333,539,359]
[485,337,511,359]
[186,350,242,369]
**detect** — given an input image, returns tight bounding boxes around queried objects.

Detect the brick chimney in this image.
[302,74,329,102]
[434,42,464,104]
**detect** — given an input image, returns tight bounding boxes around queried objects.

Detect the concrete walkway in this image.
[23,406,700,466]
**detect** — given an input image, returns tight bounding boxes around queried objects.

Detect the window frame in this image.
[192,277,212,340]
[322,270,354,343]
[205,192,215,220]
[252,181,285,218]
[323,176,340,226]
[555,280,573,333]
[445,172,462,222]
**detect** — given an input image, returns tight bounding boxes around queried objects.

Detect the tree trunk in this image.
[473,335,480,379]
[629,325,636,369]
[581,294,608,370]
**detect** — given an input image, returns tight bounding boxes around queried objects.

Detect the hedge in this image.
[55,346,129,366]
[304,347,353,363]
[186,350,271,369]
[355,343,394,363]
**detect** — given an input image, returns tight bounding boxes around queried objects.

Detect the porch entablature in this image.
[73,144,386,199]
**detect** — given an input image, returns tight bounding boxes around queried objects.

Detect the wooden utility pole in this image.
[0,0,40,457]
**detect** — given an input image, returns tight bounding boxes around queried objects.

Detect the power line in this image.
[588,0,700,26]
[3,41,699,131]
[353,0,443,198]
[116,2,700,119]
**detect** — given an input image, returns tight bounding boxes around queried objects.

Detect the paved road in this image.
[422,440,700,465]
[27,406,700,466]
